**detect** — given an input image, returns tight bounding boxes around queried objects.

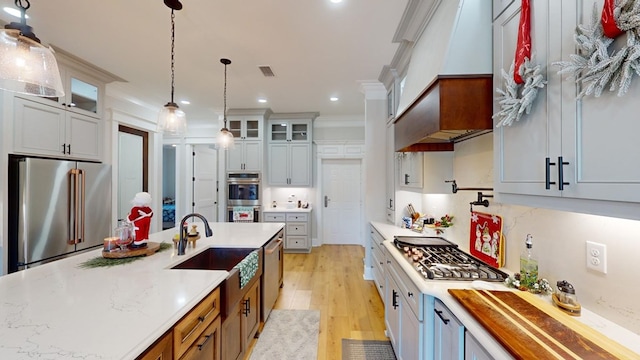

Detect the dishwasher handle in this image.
[265,238,283,254]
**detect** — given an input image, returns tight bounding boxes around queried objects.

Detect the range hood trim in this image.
[394,74,493,152]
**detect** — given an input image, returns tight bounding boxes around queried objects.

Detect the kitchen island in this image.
[0,222,284,360]
[370,221,640,359]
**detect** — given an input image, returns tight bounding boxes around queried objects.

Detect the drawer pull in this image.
[408,292,413,298]
[435,309,450,325]
[181,302,216,343]
[197,333,213,350]
[392,289,399,310]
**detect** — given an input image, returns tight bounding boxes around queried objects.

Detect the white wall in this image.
[412,133,640,335]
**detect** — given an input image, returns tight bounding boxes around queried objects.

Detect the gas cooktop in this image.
[393,236,507,282]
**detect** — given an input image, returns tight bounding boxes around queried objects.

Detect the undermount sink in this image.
[171,247,263,318]
[172,247,257,271]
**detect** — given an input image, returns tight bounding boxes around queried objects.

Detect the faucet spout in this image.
[177,213,213,255]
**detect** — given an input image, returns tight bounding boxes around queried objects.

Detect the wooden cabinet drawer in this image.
[179,316,221,360]
[286,236,308,249]
[263,213,286,222]
[286,223,307,235]
[286,213,308,222]
[174,287,220,359]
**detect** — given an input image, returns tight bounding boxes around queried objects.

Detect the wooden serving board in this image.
[448,289,640,360]
[102,241,161,259]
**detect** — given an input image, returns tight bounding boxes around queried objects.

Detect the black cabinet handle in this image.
[558,156,569,190]
[66,144,71,154]
[392,289,399,309]
[197,333,213,350]
[545,157,556,189]
[435,309,450,324]
[407,292,413,298]
[62,144,67,154]
[243,298,251,316]
[404,174,409,185]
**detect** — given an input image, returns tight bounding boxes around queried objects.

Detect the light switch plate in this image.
[586,241,607,274]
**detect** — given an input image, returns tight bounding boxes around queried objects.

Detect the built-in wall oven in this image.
[227,172,261,222]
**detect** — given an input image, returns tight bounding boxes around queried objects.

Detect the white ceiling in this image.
[0,0,409,128]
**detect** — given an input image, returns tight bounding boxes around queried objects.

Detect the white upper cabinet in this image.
[267,113,317,187]
[10,48,121,161]
[493,0,640,219]
[224,109,271,172]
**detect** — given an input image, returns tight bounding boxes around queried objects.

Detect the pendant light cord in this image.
[170,9,176,104]
[15,0,29,26]
[223,61,227,127]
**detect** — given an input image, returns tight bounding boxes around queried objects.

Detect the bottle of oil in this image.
[520,234,538,288]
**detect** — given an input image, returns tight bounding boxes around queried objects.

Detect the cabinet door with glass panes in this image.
[227,118,261,140]
[268,120,310,143]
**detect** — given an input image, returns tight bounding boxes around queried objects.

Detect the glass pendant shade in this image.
[158,102,186,136]
[216,126,235,150]
[0,28,64,97]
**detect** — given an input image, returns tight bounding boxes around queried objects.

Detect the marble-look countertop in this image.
[0,222,285,360]
[370,221,640,358]
[262,206,312,213]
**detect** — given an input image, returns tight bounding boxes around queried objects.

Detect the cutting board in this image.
[448,289,640,359]
[470,211,504,267]
[102,241,161,258]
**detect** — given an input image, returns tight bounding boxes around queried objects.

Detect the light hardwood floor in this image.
[248,245,388,360]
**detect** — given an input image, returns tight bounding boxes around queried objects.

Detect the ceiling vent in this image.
[259,66,275,77]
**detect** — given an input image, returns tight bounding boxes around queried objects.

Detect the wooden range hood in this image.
[394,74,493,152]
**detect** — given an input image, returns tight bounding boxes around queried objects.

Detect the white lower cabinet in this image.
[434,299,464,360]
[370,226,386,300]
[464,331,492,360]
[263,211,311,253]
[384,247,423,360]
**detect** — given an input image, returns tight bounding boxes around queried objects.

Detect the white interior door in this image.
[192,145,218,222]
[321,159,362,245]
[118,132,143,219]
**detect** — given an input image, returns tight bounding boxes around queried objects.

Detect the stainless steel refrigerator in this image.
[8,156,112,272]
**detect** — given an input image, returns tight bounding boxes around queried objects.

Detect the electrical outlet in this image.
[586,241,607,274]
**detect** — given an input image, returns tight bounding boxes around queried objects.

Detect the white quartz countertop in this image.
[262,206,312,213]
[0,222,284,360]
[370,221,640,358]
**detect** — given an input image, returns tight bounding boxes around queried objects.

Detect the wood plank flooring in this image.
[245,245,388,360]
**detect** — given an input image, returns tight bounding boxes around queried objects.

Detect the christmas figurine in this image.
[127,192,154,247]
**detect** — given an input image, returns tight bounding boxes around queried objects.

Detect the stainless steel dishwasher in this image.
[261,229,284,322]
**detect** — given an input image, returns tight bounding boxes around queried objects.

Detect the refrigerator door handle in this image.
[69,169,81,245]
[78,169,85,243]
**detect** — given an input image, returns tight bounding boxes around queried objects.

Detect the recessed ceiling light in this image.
[258,98,267,103]
[330,0,343,3]
[180,100,190,105]
[330,97,339,102]
[3,7,28,19]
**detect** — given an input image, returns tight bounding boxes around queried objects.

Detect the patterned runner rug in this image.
[342,339,396,360]
[249,309,320,360]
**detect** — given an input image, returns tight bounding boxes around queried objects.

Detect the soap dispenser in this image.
[520,234,538,288]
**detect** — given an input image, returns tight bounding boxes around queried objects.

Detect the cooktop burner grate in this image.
[393,236,507,281]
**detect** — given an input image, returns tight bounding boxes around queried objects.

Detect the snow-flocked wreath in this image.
[555,0,640,98]
[493,0,547,128]
[493,57,547,127]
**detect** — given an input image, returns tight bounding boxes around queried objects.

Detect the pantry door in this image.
[321,159,363,245]
[192,145,218,221]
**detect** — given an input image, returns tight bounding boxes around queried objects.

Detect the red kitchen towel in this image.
[470,211,505,268]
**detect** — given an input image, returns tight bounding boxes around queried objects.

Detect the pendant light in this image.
[216,58,235,150]
[157,1,186,136]
[0,0,64,97]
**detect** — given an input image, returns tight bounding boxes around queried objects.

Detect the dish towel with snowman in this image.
[469,211,505,268]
